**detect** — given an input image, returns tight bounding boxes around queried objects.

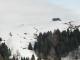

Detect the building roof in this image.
[52,18,61,21]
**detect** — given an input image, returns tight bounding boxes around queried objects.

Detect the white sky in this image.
[0,0,80,25]
[48,0,80,9]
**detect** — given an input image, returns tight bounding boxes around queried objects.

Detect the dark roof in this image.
[52,18,61,21]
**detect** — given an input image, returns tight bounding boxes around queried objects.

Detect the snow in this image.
[0,20,79,60]
[0,0,79,60]
[0,23,38,59]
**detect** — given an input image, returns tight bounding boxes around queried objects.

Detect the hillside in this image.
[0,20,79,60]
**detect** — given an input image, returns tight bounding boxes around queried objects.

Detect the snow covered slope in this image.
[0,0,80,60]
[0,21,75,58]
[0,23,38,59]
[0,21,65,58]
[0,20,79,60]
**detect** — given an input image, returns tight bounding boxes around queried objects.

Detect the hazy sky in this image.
[48,0,80,9]
[0,0,80,25]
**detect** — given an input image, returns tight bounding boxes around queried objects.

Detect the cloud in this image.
[0,0,79,25]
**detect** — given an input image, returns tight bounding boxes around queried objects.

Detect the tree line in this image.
[33,28,80,60]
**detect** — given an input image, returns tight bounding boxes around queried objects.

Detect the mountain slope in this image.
[0,20,79,60]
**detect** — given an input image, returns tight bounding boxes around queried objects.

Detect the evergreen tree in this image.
[28,43,33,50]
[31,54,35,60]
[0,43,11,60]
[24,57,25,60]
[0,38,2,41]
[21,57,24,60]
[34,28,80,60]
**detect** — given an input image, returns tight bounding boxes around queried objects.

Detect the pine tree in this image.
[0,43,11,60]
[31,54,35,60]
[21,57,24,60]
[24,57,25,60]
[28,43,33,50]
[0,38,2,41]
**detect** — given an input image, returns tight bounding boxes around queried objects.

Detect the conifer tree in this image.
[0,38,2,41]
[31,54,35,60]
[28,43,33,50]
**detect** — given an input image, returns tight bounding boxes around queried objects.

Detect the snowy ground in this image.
[0,20,79,60]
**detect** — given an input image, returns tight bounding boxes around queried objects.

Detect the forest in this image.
[34,28,80,60]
